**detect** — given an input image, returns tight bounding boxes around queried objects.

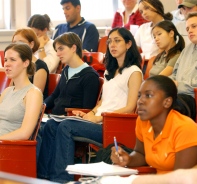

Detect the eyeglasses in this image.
[106,39,124,45]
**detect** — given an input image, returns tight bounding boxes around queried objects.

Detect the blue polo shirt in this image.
[52,17,99,52]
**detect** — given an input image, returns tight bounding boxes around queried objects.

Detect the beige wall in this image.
[161,0,177,12]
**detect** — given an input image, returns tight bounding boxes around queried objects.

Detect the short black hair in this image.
[60,0,81,6]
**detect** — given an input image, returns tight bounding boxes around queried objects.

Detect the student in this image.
[149,20,185,77]
[44,32,100,115]
[111,75,197,174]
[134,0,173,59]
[27,14,60,73]
[176,0,197,46]
[0,43,43,139]
[169,12,197,120]
[12,28,49,99]
[37,27,143,183]
[111,0,147,29]
[52,0,99,52]
[36,32,100,161]
[171,0,185,25]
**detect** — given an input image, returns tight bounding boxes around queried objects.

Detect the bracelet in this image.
[91,110,96,115]
[38,47,44,52]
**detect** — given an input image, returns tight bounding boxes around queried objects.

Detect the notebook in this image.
[42,114,93,124]
[66,162,138,176]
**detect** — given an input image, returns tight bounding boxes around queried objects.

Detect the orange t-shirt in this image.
[136,110,197,174]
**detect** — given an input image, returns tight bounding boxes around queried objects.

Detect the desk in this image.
[0,172,59,184]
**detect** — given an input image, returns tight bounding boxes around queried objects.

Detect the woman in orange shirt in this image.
[111,75,197,174]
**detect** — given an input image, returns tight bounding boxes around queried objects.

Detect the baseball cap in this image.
[178,0,197,8]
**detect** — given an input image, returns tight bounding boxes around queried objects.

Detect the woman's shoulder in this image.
[124,65,142,73]
[139,22,152,29]
[26,85,43,98]
[170,110,197,128]
[0,86,14,97]
[35,59,49,73]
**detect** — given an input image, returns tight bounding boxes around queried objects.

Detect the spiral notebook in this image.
[66,162,138,176]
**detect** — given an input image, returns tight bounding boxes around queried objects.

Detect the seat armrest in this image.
[101,112,138,118]
[0,140,37,145]
[101,112,138,148]
[65,108,91,116]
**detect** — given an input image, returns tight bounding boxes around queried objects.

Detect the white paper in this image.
[66,162,138,176]
[45,114,94,124]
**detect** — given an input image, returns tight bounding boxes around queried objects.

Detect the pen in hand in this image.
[114,136,119,157]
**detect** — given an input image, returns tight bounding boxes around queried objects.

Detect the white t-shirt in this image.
[96,65,142,116]
[134,22,159,59]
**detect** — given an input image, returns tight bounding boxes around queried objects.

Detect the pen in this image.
[114,136,119,157]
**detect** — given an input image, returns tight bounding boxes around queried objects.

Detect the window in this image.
[30,0,116,28]
[0,0,4,28]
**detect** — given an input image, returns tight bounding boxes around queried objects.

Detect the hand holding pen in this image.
[110,137,130,167]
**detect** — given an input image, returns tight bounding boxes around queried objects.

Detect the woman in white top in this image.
[37,27,143,183]
[0,43,43,139]
[134,0,173,59]
[27,14,60,73]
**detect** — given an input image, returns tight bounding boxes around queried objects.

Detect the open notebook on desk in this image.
[42,114,96,124]
[66,162,138,176]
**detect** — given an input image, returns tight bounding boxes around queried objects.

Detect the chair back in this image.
[0,71,11,94]
[56,61,65,74]
[97,36,108,54]
[82,52,105,77]
[48,73,61,96]
[102,113,138,148]
[144,56,156,80]
[30,103,46,140]
[0,50,4,67]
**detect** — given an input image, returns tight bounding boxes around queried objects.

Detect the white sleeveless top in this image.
[96,65,142,116]
[0,84,34,136]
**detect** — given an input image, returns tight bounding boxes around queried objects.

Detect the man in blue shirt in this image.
[52,0,99,52]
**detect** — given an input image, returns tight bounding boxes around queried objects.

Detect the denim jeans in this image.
[37,119,102,183]
[36,121,46,162]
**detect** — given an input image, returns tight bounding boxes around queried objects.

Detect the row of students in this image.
[1,1,197,184]
[38,22,197,183]
[0,0,102,144]
[1,25,197,183]
[106,11,197,183]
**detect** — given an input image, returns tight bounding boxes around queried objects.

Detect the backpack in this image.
[95,143,133,164]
